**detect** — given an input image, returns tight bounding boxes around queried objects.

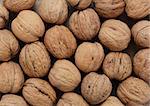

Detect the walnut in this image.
[103,52,132,81]
[0,61,24,93]
[48,59,81,92]
[93,0,125,18]
[117,77,150,105]
[98,19,131,51]
[22,78,56,106]
[44,25,77,59]
[81,72,112,104]
[69,8,100,40]
[11,10,45,43]
[0,29,19,61]
[57,92,89,106]
[131,20,150,48]
[75,42,105,73]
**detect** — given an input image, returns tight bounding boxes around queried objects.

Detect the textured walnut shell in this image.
[75,42,104,73]
[44,25,77,59]
[98,19,131,51]
[23,78,56,106]
[19,41,51,77]
[57,92,89,106]
[81,72,112,104]
[69,8,100,40]
[93,0,125,18]
[117,77,150,105]
[125,0,150,19]
[34,0,68,24]
[0,61,24,93]
[0,29,19,61]
[133,49,150,83]
[103,52,132,81]
[48,59,81,92]
[11,10,45,43]
[132,20,150,48]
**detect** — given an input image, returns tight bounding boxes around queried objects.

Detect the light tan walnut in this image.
[48,59,81,92]
[19,41,51,78]
[75,42,104,73]
[11,10,45,43]
[69,8,100,40]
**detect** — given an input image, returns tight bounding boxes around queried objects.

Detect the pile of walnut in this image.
[0,0,150,106]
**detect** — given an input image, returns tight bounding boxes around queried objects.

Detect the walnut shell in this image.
[75,42,104,73]
[117,77,150,105]
[69,8,100,40]
[44,25,77,59]
[48,59,81,92]
[132,20,150,48]
[98,19,131,51]
[0,29,19,61]
[19,41,51,78]
[57,92,89,106]
[81,72,112,104]
[11,10,45,43]
[23,78,56,106]
[93,0,125,18]
[0,61,24,93]
[103,52,132,81]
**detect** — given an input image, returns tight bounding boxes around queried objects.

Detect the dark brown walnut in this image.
[103,52,132,81]
[19,41,51,78]
[117,77,150,105]
[69,8,100,40]
[132,20,150,48]
[81,72,112,104]
[75,42,105,73]
[99,19,131,51]
[0,29,19,61]
[93,0,125,18]
[44,25,77,59]
[0,61,24,93]
[23,78,56,106]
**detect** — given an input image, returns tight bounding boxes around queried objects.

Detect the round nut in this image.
[57,92,89,106]
[117,77,150,105]
[98,19,131,51]
[44,25,77,59]
[103,52,132,81]
[11,10,45,43]
[69,8,100,40]
[75,42,105,73]
[23,78,56,106]
[81,72,112,104]
[93,0,125,18]
[48,59,81,92]
[0,61,24,93]
[19,41,51,78]
[0,29,19,61]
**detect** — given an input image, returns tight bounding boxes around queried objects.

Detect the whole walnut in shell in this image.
[93,0,125,18]
[117,77,150,105]
[98,19,131,51]
[103,52,132,81]
[44,25,77,59]
[0,61,24,93]
[57,92,89,106]
[23,78,56,106]
[48,59,81,92]
[81,72,112,104]
[75,42,104,73]
[11,10,45,43]
[69,8,100,40]
[0,29,19,61]
[19,41,51,78]
[132,20,150,48]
